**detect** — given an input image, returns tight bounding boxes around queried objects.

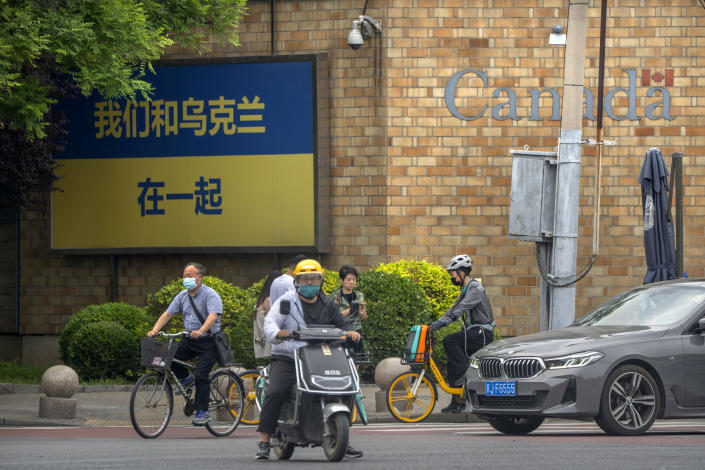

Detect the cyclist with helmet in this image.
[429,254,495,413]
[255,259,363,461]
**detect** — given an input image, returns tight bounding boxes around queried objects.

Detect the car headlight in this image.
[469,356,480,369]
[543,351,603,369]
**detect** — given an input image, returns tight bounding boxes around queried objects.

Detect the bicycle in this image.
[385,325,464,423]
[238,368,262,425]
[130,331,245,438]
[349,350,372,425]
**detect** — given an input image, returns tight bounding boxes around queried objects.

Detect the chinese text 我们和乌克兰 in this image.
[95,96,265,139]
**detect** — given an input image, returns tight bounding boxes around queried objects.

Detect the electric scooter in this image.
[258,326,360,462]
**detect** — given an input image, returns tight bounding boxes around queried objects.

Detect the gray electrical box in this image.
[509,149,557,242]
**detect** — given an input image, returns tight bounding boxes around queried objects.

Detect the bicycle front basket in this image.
[140,337,177,369]
[351,350,373,365]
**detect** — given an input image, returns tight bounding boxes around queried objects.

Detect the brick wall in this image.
[12,0,705,339]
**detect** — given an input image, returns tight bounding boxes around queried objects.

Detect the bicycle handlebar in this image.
[155,331,189,338]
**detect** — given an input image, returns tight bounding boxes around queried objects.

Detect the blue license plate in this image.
[484,381,516,396]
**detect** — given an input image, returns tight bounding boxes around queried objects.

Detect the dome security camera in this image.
[346,16,381,50]
[347,20,364,50]
[549,24,566,45]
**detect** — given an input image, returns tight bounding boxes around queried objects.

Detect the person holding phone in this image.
[333,265,367,357]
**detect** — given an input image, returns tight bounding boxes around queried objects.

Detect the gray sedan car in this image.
[465,278,705,436]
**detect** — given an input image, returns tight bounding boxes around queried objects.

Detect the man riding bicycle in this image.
[147,262,222,426]
[429,254,495,413]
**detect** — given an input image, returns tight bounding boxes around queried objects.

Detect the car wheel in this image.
[595,364,660,436]
[487,416,544,435]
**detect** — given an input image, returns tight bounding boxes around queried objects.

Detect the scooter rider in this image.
[428,254,495,413]
[255,259,363,461]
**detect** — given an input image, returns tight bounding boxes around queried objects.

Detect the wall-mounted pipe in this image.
[270,0,276,55]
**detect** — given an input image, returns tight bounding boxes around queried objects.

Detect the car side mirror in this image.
[697,318,705,333]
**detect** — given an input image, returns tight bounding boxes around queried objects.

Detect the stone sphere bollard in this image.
[374,357,410,390]
[39,365,79,419]
[41,365,79,398]
[373,357,410,412]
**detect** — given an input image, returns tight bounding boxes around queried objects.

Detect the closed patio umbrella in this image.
[638,148,676,283]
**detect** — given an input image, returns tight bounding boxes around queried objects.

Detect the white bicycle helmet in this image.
[446,254,473,271]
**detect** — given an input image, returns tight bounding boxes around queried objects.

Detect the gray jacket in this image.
[435,279,494,331]
[263,289,352,360]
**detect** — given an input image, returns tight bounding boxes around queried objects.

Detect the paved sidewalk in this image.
[0,382,479,427]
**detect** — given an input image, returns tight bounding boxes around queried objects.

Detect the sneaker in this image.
[192,410,211,426]
[255,441,271,461]
[175,374,195,395]
[345,446,363,458]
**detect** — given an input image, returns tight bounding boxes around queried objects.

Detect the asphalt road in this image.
[2,420,705,469]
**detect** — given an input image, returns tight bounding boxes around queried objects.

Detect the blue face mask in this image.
[183,277,198,290]
[298,284,320,299]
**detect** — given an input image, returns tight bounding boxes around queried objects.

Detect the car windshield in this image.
[574,284,705,327]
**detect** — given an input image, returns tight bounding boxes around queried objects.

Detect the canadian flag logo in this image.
[641,69,674,87]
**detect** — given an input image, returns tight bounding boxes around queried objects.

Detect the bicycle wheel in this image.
[205,369,245,437]
[354,392,368,425]
[386,371,437,423]
[130,371,173,438]
[351,400,358,424]
[238,369,261,425]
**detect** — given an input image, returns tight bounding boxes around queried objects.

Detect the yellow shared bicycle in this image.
[238,369,262,425]
[385,324,464,423]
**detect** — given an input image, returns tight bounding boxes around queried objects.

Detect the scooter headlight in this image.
[310,375,353,391]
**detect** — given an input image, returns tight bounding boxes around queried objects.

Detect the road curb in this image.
[1,414,84,427]
[0,383,41,394]
[365,411,482,424]
[0,383,133,395]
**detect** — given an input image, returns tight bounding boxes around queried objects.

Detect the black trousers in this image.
[257,356,297,435]
[443,327,494,388]
[171,335,217,412]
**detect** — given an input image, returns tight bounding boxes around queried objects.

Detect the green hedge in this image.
[59,302,152,380]
[370,260,455,374]
[69,321,138,380]
[357,270,432,362]
[374,260,458,319]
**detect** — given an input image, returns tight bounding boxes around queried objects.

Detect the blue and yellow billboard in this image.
[51,55,330,253]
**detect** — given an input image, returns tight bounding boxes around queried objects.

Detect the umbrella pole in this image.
[672,152,684,277]
[592,0,609,258]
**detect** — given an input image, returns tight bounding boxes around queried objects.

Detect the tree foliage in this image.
[0,0,248,208]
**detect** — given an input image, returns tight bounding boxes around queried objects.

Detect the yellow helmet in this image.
[293,259,324,277]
